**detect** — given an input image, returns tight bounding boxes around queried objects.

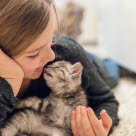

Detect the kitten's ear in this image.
[71,62,83,78]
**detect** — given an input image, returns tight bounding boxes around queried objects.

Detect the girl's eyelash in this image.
[29,52,39,59]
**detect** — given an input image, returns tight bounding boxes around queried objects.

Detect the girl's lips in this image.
[35,67,43,72]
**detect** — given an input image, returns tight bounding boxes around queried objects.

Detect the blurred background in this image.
[54,1,136,134]
[54,0,136,73]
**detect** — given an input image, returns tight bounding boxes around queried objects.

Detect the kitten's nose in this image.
[46,66,51,69]
[44,67,51,73]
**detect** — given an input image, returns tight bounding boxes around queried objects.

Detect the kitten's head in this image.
[43,60,83,96]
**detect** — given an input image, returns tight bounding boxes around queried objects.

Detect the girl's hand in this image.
[71,106,112,136]
[0,49,24,96]
[0,49,24,78]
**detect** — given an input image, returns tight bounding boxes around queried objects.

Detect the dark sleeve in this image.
[0,77,16,127]
[52,36,119,134]
[86,69,119,135]
[82,47,119,135]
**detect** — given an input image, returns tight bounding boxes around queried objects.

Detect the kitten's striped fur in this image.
[0,61,87,136]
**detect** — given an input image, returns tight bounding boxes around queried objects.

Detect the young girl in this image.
[0,0,119,135]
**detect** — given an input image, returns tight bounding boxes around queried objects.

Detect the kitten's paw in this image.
[16,97,41,110]
[39,99,49,113]
[16,97,50,112]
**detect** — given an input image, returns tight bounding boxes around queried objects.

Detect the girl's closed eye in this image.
[28,52,39,59]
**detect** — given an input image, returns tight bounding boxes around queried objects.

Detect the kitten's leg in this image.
[39,98,50,113]
[0,110,44,136]
[16,97,49,112]
[35,127,67,136]
[16,97,42,109]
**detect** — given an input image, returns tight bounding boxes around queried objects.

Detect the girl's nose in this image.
[41,47,55,65]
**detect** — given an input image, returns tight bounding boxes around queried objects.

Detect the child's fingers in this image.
[80,106,95,136]
[71,111,79,136]
[100,110,112,130]
[75,106,82,135]
[87,107,102,135]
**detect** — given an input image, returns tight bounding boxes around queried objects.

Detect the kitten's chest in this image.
[50,99,71,126]
[47,92,87,127]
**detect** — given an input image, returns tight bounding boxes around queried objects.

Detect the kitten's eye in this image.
[59,78,66,82]
[60,69,66,79]
[28,52,39,59]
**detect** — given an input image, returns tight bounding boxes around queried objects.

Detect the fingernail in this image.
[76,106,80,108]
[72,110,75,114]
[76,106,81,111]
[103,109,107,113]
[87,107,92,112]
[81,106,86,110]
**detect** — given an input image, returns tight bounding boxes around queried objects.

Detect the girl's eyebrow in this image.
[26,44,46,54]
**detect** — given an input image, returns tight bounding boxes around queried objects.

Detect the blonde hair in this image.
[0,0,59,58]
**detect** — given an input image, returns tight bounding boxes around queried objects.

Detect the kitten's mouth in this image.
[44,69,53,77]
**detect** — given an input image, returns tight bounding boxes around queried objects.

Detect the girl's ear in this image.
[70,62,83,78]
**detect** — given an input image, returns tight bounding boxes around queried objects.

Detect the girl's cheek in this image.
[23,62,38,73]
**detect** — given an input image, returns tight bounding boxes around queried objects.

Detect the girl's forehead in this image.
[23,8,56,54]
[13,5,56,58]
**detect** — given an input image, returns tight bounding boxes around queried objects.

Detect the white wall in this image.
[55,0,136,72]
[93,0,136,72]
[75,0,98,44]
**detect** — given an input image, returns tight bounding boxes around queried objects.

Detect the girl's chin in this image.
[25,72,42,79]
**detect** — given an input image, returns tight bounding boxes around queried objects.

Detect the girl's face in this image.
[13,7,56,79]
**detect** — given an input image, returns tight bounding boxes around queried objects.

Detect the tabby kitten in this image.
[0,61,87,136]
